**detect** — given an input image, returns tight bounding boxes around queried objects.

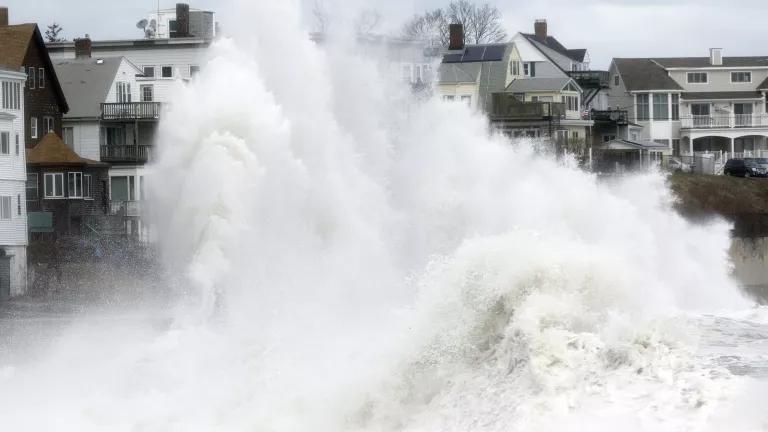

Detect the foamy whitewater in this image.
[1,1,768,430]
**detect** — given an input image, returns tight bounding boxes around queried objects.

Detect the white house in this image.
[0,68,28,299]
[609,49,768,158]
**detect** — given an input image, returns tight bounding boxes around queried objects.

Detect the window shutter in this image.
[530,62,536,77]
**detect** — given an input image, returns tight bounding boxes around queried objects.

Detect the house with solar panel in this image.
[608,50,768,162]
[438,20,596,153]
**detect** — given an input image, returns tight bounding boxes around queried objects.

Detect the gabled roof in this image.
[438,62,482,84]
[613,58,683,91]
[505,77,575,92]
[0,24,69,113]
[54,57,125,118]
[26,133,106,167]
[652,57,768,68]
[521,33,586,63]
[758,76,768,90]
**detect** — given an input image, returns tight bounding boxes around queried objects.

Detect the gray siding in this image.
[668,69,768,92]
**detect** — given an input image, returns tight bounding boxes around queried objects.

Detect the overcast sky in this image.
[4,0,768,68]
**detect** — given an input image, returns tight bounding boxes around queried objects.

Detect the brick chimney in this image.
[534,19,547,43]
[0,7,9,26]
[175,3,190,38]
[74,37,92,59]
[449,23,464,51]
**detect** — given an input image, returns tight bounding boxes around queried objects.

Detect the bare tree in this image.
[45,23,66,43]
[312,0,331,34]
[354,9,383,36]
[402,1,507,45]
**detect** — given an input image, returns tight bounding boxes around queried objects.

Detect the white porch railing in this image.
[681,114,768,129]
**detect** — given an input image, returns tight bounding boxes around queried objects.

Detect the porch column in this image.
[688,136,693,155]
[730,137,735,154]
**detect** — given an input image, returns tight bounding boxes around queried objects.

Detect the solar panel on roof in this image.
[482,45,505,61]
[462,46,485,62]
[442,54,463,63]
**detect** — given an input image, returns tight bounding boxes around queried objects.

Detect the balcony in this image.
[110,201,141,217]
[681,114,768,129]
[591,109,628,125]
[100,145,152,163]
[567,70,610,89]
[101,102,161,120]
[491,94,566,120]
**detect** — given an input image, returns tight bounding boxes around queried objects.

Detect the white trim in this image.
[665,66,768,71]
[730,71,752,84]
[687,72,709,84]
[43,173,65,198]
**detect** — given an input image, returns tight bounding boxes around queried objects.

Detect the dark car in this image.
[745,157,768,171]
[724,158,767,177]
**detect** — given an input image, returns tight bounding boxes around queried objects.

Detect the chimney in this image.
[709,48,723,66]
[0,7,8,26]
[175,3,190,38]
[534,19,547,43]
[449,23,464,51]
[74,37,92,59]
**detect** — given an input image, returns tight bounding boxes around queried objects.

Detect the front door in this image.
[0,256,11,301]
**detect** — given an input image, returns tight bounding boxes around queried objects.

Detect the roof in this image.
[505,77,573,92]
[0,24,69,113]
[438,62,482,84]
[758,76,768,90]
[521,33,586,62]
[652,57,768,68]
[613,58,683,91]
[54,57,124,118]
[681,91,764,100]
[442,44,506,63]
[26,133,107,167]
[604,139,668,151]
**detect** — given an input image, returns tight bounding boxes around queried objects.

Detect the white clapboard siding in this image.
[106,58,144,103]
[0,70,29,247]
[66,121,101,161]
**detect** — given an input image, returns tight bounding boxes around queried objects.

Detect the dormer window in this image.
[687,72,708,84]
[731,71,751,83]
[523,62,535,77]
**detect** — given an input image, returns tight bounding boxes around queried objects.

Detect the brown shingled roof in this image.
[26,133,106,167]
[0,24,69,113]
[613,58,683,91]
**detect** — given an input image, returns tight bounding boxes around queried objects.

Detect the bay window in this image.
[653,94,668,120]
[68,172,83,198]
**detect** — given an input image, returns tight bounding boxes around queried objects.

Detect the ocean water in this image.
[1,1,767,430]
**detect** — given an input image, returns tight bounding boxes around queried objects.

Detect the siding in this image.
[669,69,768,93]
[65,121,100,160]
[23,38,64,149]
[0,71,29,247]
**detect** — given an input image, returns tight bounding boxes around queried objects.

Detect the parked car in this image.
[724,158,768,177]
[745,157,768,171]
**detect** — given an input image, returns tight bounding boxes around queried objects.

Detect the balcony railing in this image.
[101,102,161,120]
[491,94,566,120]
[591,109,628,124]
[110,201,141,217]
[100,145,152,163]
[567,70,610,88]
[681,114,768,129]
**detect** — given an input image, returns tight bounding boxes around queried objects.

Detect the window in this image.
[653,93,668,120]
[442,95,455,102]
[523,62,535,77]
[1,81,21,110]
[602,134,617,143]
[110,176,135,201]
[161,66,173,78]
[14,134,19,155]
[17,195,20,216]
[671,94,680,120]
[613,75,619,86]
[43,116,54,134]
[44,173,64,198]
[68,172,83,198]
[63,127,74,149]
[731,71,751,83]
[141,84,154,102]
[28,67,35,89]
[190,65,200,77]
[511,61,520,76]
[672,139,681,156]
[84,174,92,199]
[26,174,38,200]
[143,66,155,77]
[653,139,669,147]
[0,196,11,220]
[687,72,708,84]
[566,96,579,111]
[0,132,8,155]
[461,95,471,106]
[103,127,124,146]
[30,117,38,139]
[116,82,131,103]
[636,93,650,120]
[38,68,45,88]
